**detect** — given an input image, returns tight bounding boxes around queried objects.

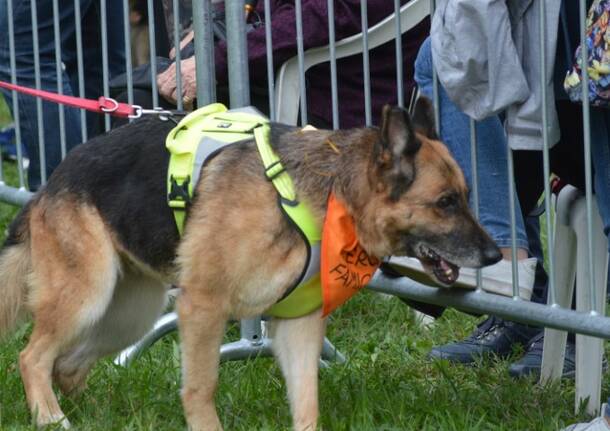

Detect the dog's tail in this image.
[0,205,32,337]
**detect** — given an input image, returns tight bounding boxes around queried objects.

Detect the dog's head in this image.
[350,97,501,286]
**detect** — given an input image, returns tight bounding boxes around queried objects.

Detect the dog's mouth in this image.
[415,244,460,286]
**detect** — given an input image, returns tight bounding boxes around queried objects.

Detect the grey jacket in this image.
[431,0,561,150]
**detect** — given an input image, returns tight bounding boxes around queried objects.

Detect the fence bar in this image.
[7,0,25,188]
[224,0,262,345]
[74,0,87,142]
[469,119,482,289]
[226,0,250,107]
[394,0,404,108]
[52,0,67,159]
[173,0,184,111]
[579,0,597,313]
[327,0,339,129]
[122,0,134,112]
[31,0,47,184]
[538,0,556,305]
[368,275,610,339]
[0,185,33,207]
[295,0,307,125]
[146,0,159,109]
[360,0,372,126]
[264,0,275,120]
[430,0,440,135]
[192,0,215,105]
[507,147,521,299]
[100,0,111,131]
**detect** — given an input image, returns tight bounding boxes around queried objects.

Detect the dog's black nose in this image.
[481,244,503,266]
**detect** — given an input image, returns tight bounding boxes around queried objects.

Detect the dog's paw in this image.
[36,414,71,429]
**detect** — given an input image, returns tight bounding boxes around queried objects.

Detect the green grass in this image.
[1,296,603,430]
[0,94,12,128]
[0,162,605,430]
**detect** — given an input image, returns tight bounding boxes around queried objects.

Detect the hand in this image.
[157,56,197,106]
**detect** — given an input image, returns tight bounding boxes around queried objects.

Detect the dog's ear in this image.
[380,105,420,157]
[374,105,420,199]
[411,96,439,140]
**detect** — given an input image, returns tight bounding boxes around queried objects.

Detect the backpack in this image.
[564,0,610,107]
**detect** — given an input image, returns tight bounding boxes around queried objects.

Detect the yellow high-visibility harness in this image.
[165,103,321,318]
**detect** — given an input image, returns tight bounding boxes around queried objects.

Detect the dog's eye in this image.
[437,194,457,209]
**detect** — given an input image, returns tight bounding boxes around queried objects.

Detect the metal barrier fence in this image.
[1,0,609,413]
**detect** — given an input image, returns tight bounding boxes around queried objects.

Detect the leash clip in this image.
[129,105,174,121]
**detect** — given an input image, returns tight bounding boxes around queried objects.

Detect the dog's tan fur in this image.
[0,99,499,430]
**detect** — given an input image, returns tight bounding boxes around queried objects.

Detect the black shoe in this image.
[508,332,577,379]
[428,316,539,364]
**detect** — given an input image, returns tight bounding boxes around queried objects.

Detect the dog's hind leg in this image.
[19,202,119,429]
[269,309,326,431]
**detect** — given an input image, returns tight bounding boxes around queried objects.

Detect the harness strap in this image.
[253,124,320,244]
[252,123,322,317]
[166,103,229,234]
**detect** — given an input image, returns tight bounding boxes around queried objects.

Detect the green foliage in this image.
[0,94,12,129]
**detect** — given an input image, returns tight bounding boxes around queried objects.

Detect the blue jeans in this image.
[590,109,610,249]
[0,0,125,190]
[414,38,529,252]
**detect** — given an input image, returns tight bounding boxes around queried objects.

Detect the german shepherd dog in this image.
[0,97,500,430]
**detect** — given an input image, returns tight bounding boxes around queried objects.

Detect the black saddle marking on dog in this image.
[43,117,180,270]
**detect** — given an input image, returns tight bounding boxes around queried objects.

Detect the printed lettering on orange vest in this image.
[321,193,380,317]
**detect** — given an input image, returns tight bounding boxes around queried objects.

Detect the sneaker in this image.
[508,332,576,379]
[386,256,536,300]
[562,404,610,430]
[428,315,539,363]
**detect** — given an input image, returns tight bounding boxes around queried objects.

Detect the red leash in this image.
[0,80,171,119]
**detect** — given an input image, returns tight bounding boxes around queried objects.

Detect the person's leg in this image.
[61,0,125,139]
[590,109,610,246]
[79,1,105,137]
[0,0,84,190]
[105,0,126,79]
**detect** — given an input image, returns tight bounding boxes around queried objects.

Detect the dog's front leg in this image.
[269,308,326,430]
[177,289,227,431]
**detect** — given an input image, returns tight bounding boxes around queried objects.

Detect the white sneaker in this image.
[385,256,537,300]
[562,404,610,430]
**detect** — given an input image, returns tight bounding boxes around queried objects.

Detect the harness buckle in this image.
[168,175,191,208]
[265,160,285,181]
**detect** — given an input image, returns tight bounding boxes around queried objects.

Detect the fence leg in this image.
[220,317,273,362]
[574,196,608,415]
[541,187,579,383]
[114,312,178,366]
[115,312,345,366]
